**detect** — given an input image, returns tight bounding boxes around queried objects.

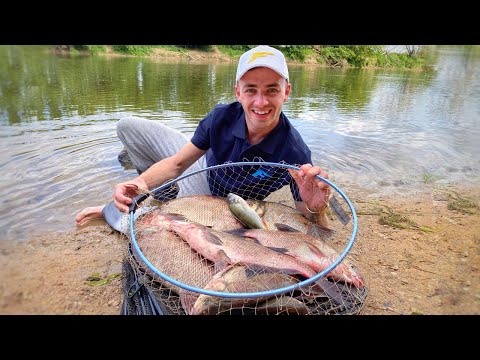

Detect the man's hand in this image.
[288,164,330,213]
[113,177,149,213]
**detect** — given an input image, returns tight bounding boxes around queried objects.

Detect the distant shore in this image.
[52,45,428,70]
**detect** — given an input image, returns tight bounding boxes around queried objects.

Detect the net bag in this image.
[122,161,368,315]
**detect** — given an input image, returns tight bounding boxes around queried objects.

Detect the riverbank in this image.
[1,183,478,315]
[54,45,428,69]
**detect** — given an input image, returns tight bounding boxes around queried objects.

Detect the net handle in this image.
[129,193,150,213]
[129,161,359,299]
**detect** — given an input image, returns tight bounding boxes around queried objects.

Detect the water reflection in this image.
[0,45,479,240]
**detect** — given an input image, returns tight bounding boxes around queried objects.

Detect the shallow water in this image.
[0,45,479,240]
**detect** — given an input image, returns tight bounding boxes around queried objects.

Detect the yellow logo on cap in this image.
[247,51,275,64]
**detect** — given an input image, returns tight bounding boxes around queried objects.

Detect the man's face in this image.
[235,67,291,131]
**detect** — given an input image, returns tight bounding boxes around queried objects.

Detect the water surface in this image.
[0,45,478,240]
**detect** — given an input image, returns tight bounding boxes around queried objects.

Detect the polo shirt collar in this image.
[232,112,288,155]
[232,112,246,139]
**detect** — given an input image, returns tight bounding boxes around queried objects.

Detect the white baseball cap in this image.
[236,45,289,82]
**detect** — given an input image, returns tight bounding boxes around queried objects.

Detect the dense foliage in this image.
[72,45,428,69]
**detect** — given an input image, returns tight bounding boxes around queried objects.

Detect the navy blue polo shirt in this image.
[191,102,312,201]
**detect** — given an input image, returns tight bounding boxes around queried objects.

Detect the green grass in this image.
[156,45,184,52]
[85,272,122,286]
[111,45,156,56]
[379,210,417,229]
[422,172,436,183]
[447,194,478,214]
[216,45,251,57]
[378,209,433,233]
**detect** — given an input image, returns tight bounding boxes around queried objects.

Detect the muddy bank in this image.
[0,184,478,315]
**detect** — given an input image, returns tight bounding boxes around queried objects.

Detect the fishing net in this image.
[122,161,368,315]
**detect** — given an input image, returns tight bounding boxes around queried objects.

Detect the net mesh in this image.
[122,162,368,315]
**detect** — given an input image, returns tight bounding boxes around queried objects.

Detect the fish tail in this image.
[313,278,353,310]
[307,223,334,241]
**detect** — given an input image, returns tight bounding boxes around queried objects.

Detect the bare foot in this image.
[75,206,105,227]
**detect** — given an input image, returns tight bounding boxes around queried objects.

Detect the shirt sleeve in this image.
[190,112,213,151]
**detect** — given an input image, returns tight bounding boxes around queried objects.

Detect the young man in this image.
[76,45,330,231]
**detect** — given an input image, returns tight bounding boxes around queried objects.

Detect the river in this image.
[0,45,478,240]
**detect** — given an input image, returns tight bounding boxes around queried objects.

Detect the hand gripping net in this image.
[122,161,368,315]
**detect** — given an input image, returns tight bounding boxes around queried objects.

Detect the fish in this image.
[165,215,348,307]
[254,296,310,315]
[275,223,364,287]
[246,198,334,240]
[227,193,267,229]
[190,265,299,315]
[228,227,364,288]
[134,221,216,299]
[167,216,318,277]
[157,195,245,231]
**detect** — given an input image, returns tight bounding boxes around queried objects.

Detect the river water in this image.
[0,45,478,240]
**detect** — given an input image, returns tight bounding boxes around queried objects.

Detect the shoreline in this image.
[1,183,479,315]
[54,46,427,71]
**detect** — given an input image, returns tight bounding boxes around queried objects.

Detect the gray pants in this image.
[104,116,211,233]
[117,116,210,196]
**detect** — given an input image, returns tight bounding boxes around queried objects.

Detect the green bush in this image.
[111,45,155,55]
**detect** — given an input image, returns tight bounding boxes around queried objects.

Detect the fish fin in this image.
[225,229,263,245]
[204,231,224,246]
[244,267,257,278]
[226,228,248,236]
[213,250,232,272]
[180,292,197,315]
[305,242,327,257]
[266,246,290,255]
[307,223,335,240]
[214,261,229,273]
[247,200,265,217]
[161,212,187,222]
[262,219,269,229]
[314,278,353,310]
[274,223,301,232]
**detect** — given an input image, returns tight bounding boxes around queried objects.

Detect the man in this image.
[75,45,331,231]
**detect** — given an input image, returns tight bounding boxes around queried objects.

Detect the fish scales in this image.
[255,296,310,315]
[162,213,348,307]
[247,199,334,240]
[232,228,365,288]
[160,195,245,231]
[135,222,216,294]
[250,200,312,232]
[167,219,318,278]
[191,265,300,315]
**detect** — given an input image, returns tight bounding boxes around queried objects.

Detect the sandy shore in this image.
[1,183,479,315]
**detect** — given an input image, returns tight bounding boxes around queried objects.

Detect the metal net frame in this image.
[122,161,368,315]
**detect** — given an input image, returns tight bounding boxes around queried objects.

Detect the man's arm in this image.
[139,142,206,189]
[113,141,206,212]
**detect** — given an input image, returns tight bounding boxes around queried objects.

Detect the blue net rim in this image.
[129,161,359,299]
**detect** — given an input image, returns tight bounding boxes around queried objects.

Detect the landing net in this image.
[123,161,368,315]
